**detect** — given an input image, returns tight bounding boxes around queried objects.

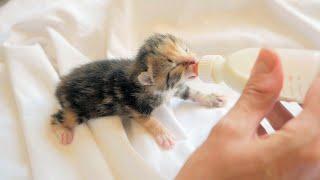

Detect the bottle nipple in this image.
[198,55,225,83]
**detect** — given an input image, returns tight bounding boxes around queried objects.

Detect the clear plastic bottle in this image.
[197,48,320,103]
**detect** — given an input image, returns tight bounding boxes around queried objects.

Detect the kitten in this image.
[51,33,225,149]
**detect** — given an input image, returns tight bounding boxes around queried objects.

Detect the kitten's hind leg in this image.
[51,109,78,145]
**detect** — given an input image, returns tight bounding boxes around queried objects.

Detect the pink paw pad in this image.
[53,127,74,145]
[155,133,175,150]
[199,94,226,108]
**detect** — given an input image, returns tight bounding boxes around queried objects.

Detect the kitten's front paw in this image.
[155,131,175,150]
[199,94,226,108]
[52,125,74,145]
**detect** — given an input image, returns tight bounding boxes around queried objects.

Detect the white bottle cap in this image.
[198,55,225,83]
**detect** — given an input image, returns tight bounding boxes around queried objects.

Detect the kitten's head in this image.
[135,33,197,90]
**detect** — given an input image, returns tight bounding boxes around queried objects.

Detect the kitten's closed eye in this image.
[167,59,173,63]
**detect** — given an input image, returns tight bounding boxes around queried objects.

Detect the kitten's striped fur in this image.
[51,33,225,149]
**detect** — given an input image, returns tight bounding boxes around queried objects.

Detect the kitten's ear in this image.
[138,72,154,85]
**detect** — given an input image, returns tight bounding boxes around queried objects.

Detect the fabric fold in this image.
[3,44,114,180]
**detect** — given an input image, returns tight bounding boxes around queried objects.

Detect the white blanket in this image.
[0,0,318,179]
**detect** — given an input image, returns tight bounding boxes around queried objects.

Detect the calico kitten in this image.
[51,33,225,149]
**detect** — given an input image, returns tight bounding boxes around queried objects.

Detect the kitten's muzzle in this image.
[180,58,198,79]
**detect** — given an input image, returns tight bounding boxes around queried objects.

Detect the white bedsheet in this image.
[0,0,318,179]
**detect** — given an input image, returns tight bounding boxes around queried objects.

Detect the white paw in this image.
[52,126,74,145]
[155,131,175,150]
[199,94,226,108]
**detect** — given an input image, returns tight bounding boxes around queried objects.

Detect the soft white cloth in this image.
[0,0,318,179]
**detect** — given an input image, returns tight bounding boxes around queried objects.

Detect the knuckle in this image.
[244,76,280,99]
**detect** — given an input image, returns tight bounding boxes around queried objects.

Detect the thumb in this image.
[228,49,284,133]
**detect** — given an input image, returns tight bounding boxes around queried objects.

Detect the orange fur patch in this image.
[62,109,78,129]
[141,118,167,136]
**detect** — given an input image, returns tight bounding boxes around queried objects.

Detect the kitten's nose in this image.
[183,58,198,79]
[192,63,198,76]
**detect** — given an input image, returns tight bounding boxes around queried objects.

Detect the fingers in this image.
[257,102,293,136]
[263,77,320,153]
[266,101,293,130]
[301,77,320,118]
[287,77,320,137]
[290,76,320,135]
[226,49,284,135]
[257,125,268,137]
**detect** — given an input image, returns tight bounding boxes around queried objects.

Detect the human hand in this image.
[176,49,320,179]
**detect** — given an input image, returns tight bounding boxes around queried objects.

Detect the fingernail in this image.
[255,49,278,74]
